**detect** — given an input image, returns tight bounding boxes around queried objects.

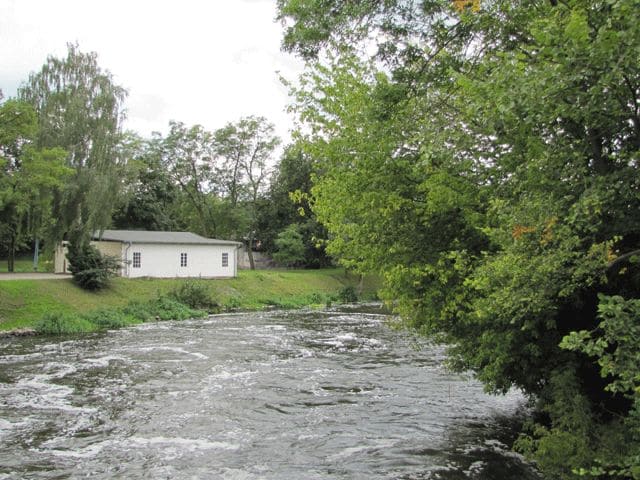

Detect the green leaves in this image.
[273,224,306,267]
[562,294,640,397]
[280,0,640,477]
[19,43,127,244]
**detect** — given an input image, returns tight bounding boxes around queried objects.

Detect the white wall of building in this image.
[54,242,70,273]
[56,240,239,278]
[121,243,238,278]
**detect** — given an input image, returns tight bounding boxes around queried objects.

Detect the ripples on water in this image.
[0,305,540,479]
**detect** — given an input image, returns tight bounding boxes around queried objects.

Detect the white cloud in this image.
[0,0,303,143]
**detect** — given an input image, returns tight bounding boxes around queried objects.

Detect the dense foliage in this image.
[66,242,119,290]
[19,43,127,246]
[273,224,306,266]
[0,96,70,270]
[34,296,206,335]
[3,45,325,270]
[256,145,331,267]
[278,0,640,477]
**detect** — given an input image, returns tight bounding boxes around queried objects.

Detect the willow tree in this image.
[19,43,127,245]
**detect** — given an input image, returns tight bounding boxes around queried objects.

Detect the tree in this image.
[19,43,127,246]
[159,121,224,237]
[67,242,119,291]
[256,144,330,267]
[273,224,306,267]
[279,0,640,477]
[213,116,281,269]
[0,98,70,270]
[112,133,179,231]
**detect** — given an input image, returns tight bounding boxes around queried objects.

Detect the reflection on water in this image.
[0,305,540,479]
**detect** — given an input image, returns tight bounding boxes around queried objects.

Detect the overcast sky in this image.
[0,0,304,143]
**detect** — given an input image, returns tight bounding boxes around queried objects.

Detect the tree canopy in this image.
[278,0,640,477]
[19,43,127,245]
[0,98,69,270]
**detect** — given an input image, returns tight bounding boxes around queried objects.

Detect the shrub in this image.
[85,309,137,329]
[273,225,305,267]
[121,301,155,322]
[35,312,96,335]
[338,285,358,303]
[308,292,325,304]
[169,280,219,311]
[224,296,242,310]
[67,243,119,291]
[150,295,205,321]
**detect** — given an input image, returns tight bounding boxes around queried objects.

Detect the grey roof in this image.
[93,230,241,246]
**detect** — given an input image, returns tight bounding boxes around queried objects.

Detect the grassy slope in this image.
[0,269,379,331]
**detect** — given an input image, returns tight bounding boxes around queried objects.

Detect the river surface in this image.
[0,305,540,479]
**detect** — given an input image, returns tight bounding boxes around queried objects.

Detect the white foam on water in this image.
[263,324,286,331]
[9,363,97,414]
[134,345,209,360]
[127,436,240,452]
[298,349,315,358]
[0,417,32,440]
[0,351,44,364]
[463,460,486,477]
[41,362,78,379]
[219,468,262,480]
[83,355,128,368]
[38,442,106,459]
[209,369,256,381]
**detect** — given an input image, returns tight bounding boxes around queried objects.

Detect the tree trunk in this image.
[8,234,16,273]
[247,233,256,270]
[33,238,40,271]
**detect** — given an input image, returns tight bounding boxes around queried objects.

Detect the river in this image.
[0,305,540,479]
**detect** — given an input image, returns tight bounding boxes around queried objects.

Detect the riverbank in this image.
[0,268,380,333]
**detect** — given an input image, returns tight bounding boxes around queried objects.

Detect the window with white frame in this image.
[132,252,141,268]
[222,252,229,267]
[180,252,188,267]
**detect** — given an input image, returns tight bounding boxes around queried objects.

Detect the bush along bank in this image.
[28,279,371,336]
[34,295,207,335]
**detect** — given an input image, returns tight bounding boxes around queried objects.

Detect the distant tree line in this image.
[0,43,330,271]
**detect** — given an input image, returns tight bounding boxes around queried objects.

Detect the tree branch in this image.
[607,249,640,271]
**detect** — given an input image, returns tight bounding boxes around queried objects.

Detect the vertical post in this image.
[33,238,40,271]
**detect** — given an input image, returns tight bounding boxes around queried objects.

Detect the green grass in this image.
[0,255,54,273]
[0,268,380,332]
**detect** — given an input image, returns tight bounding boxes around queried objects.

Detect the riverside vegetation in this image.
[0,269,377,334]
[3,1,639,478]
[276,0,640,478]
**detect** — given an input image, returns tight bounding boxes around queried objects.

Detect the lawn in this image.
[0,268,380,332]
[0,255,54,273]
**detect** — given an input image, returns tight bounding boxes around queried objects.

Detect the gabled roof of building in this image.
[93,230,242,246]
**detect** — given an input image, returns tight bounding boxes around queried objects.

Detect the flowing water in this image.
[0,305,540,479]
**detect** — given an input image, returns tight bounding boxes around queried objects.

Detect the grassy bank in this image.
[0,268,380,332]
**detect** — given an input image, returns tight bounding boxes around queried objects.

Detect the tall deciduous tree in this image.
[0,98,70,270]
[256,144,330,267]
[160,121,220,236]
[279,0,640,477]
[213,116,280,269]
[112,132,179,231]
[19,43,127,245]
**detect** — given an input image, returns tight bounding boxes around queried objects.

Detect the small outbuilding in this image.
[55,230,242,278]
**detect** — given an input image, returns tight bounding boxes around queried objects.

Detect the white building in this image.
[55,230,242,278]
